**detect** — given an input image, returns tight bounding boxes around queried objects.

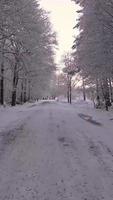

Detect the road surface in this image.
[0,101,113,200]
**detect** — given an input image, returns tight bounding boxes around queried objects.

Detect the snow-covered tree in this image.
[72,0,113,109]
[0,0,57,105]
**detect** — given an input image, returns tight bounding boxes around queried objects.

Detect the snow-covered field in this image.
[0,100,113,199]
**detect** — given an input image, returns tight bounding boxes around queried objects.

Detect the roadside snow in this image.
[0,102,40,132]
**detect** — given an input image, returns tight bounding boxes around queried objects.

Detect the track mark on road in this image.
[78,113,102,126]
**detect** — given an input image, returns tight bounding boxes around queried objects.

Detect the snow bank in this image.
[0,102,39,133]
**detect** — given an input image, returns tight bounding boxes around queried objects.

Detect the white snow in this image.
[0,100,113,199]
[0,101,40,132]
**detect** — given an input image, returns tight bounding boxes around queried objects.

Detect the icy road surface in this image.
[0,101,113,200]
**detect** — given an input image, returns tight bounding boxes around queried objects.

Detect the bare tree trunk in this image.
[96,79,99,99]
[109,77,113,102]
[24,91,26,103]
[0,39,5,105]
[102,78,111,111]
[20,81,24,104]
[69,76,72,104]
[24,78,27,103]
[0,63,4,105]
[12,89,17,106]
[100,80,104,101]
[96,79,100,107]
[67,76,70,103]
[28,80,31,101]
[11,63,18,106]
[83,79,86,101]
[96,79,99,96]
[67,75,72,104]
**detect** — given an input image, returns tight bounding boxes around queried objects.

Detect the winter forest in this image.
[0,0,57,106]
[0,0,113,110]
[60,0,113,111]
[72,0,113,111]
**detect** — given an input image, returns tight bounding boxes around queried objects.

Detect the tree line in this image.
[72,0,113,110]
[0,0,57,106]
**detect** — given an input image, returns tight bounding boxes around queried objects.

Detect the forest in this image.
[71,0,113,110]
[0,0,57,106]
[1,0,113,111]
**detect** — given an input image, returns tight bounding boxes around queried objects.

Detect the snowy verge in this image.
[0,101,40,133]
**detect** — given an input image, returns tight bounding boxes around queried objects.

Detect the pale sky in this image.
[40,0,79,65]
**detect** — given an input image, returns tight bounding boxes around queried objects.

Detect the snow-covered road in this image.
[0,101,113,200]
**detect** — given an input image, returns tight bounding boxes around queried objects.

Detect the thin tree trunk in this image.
[109,77,113,102]
[11,63,18,106]
[12,89,17,106]
[28,80,31,101]
[67,75,70,103]
[96,78,100,107]
[69,76,72,104]
[0,63,4,105]
[0,39,5,105]
[20,81,24,104]
[100,80,104,101]
[96,79,99,99]
[24,78,27,103]
[103,78,111,111]
[83,79,86,101]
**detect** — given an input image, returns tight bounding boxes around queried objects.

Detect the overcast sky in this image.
[40,0,79,65]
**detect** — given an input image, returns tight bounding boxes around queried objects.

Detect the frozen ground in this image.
[0,100,113,199]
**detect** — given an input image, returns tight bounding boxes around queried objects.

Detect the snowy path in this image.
[0,101,113,200]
